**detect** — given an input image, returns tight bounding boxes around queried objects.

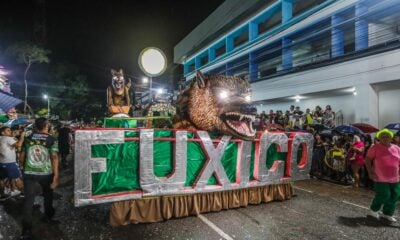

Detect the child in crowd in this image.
[0,126,25,199]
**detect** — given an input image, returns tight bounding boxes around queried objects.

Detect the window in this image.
[290,19,331,67]
[200,54,209,66]
[188,62,195,72]
[215,44,226,58]
[227,56,249,80]
[253,41,282,78]
[233,30,249,48]
[258,11,282,35]
[293,0,327,18]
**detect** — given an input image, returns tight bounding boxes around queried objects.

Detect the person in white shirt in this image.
[0,126,25,199]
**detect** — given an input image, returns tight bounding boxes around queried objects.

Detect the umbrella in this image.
[333,125,364,135]
[385,123,400,130]
[3,118,29,127]
[351,123,379,133]
[0,90,23,112]
[319,129,333,139]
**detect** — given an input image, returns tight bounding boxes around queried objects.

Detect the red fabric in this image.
[352,141,365,167]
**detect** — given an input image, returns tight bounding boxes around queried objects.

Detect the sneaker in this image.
[10,189,21,197]
[4,187,11,195]
[367,210,380,219]
[381,214,397,223]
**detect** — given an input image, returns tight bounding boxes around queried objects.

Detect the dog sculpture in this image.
[107,69,131,115]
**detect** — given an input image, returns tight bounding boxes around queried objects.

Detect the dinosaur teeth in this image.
[222,112,256,137]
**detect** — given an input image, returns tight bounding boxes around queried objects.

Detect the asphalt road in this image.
[1,162,399,240]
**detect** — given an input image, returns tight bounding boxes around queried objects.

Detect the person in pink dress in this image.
[365,128,400,223]
[349,135,365,187]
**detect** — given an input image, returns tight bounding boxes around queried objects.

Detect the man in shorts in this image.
[0,126,25,199]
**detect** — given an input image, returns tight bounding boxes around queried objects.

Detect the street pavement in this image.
[1,159,399,240]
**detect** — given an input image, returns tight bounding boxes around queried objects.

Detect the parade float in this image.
[74,68,313,226]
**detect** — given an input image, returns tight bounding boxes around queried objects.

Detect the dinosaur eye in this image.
[220,90,228,99]
[245,95,251,102]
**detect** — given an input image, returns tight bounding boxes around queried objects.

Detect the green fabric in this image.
[249,144,287,181]
[0,115,8,123]
[91,130,291,196]
[104,118,137,128]
[92,141,140,195]
[371,182,400,216]
[153,130,173,177]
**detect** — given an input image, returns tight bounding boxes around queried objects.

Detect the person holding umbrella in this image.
[365,129,400,222]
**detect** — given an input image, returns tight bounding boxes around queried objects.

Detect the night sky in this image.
[1,0,224,98]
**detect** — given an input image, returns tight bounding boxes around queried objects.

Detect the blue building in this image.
[174,0,400,128]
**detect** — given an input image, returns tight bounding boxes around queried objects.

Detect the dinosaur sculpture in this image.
[107,69,131,115]
[174,71,256,140]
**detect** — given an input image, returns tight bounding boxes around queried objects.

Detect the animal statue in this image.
[173,71,256,140]
[107,69,131,115]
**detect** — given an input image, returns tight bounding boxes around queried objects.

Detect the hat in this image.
[376,128,394,139]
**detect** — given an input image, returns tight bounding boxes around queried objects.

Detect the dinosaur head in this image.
[183,71,256,140]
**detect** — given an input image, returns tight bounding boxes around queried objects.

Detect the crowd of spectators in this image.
[255,104,400,191]
[255,104,336,132]
[310,128,400,188]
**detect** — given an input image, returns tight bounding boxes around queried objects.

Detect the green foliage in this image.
[6,42,50,65]
[40,62,103,120]
[37,108,48,117]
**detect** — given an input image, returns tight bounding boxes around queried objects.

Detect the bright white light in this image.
[220,91,228,99]
[139,48,167,76]
[157,88,163,94]
[353,91,357,96]
[0,69,7,75]
[245,95,251,102]
[43,94,48,100]
[295,98,300,102]
[142,77,149,83]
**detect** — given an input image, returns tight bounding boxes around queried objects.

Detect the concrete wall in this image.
[378,88,400,128]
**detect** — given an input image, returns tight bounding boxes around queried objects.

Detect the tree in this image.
[7,42,50,115]
[42,62,94,120]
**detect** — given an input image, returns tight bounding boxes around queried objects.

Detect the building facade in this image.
[174,0,400,128]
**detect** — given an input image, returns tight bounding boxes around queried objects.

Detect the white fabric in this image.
[0,136,17,163]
